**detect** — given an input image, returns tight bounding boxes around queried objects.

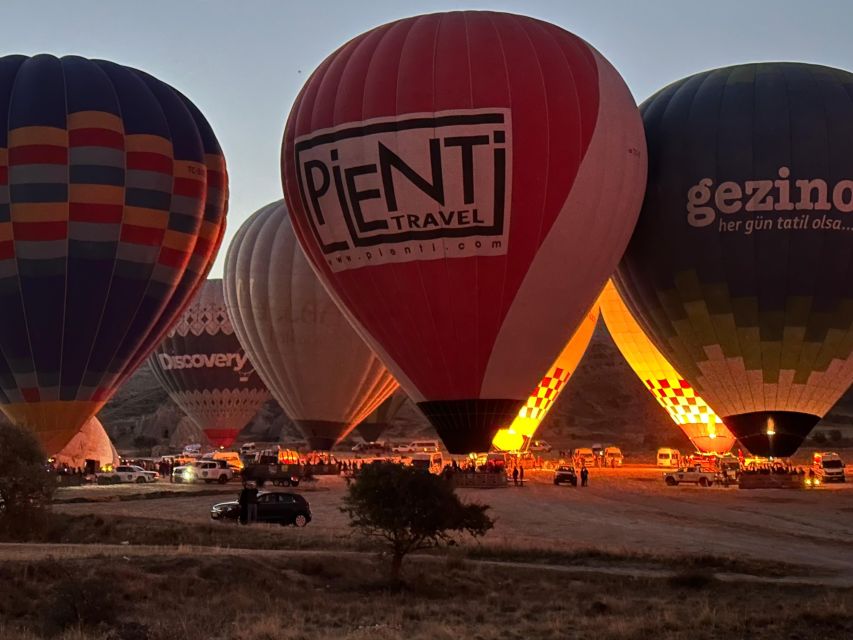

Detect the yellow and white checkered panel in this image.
[600,280,736,453]
[492,306,599,450]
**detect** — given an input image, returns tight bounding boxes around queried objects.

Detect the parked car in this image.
[663,466,717,487]
[352,441,391,454]
[553,465,577,486]
[96,465,159,484]
[528,439,552,453]
[210,491,311,526]
[393,440,440,454]
[173,460,234,484]
[604,446,624,467]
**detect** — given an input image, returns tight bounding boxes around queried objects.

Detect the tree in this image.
[341,462,494,582]
[0,422,55,532]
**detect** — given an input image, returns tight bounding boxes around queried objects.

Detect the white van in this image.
[575,448,596,466]
[813,452,846,483]
[657,448,681,468]
[410,452,444,474]
[393,440,440,454]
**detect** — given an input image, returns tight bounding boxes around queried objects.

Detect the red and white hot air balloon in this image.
[282,11,646,453]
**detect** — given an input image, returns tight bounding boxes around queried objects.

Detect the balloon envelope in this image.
[616,62,853,457]
[282,11,646,453]
[52,416,119,470]
[599,280,736,454]
[223,200,397,450]
[356,388,408,442]
[492,306,599,452]
[0,54,227,454]
[148,279,270,448]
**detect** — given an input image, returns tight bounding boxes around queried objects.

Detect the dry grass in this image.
[0,551,850,640]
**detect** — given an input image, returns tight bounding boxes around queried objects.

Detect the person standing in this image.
[580,465,589,487]
[512,466,519,486]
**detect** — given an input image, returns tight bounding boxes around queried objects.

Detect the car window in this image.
[278,495,296,504]
[117,467,131,472]
[258,494,273,503]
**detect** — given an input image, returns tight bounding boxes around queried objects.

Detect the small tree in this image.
[0,423,55,533]
[341,461,493,582]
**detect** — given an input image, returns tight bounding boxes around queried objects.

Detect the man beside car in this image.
[239,482,259,524]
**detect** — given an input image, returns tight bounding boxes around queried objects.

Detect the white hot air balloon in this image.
[52,416,120,471]
[223,200,398,450]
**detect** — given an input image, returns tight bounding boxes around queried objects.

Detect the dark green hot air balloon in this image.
[615,62,853,457]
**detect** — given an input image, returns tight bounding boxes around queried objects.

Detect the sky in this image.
[4,0,853,276]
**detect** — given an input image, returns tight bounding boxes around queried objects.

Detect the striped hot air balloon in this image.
[148,279,270,448]
[492,306,599,452]
[282,11,646,453]
[617,63,853,457]
[599,280,736,454]
[0,54,227,454]
[223,201,397,451]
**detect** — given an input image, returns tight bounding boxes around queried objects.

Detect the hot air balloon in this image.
[281,11,646,453]
[492,306,599,452]
[615,62,853,457]
[223,201,397,450]
[356,388,408,442]
[148,279,270,448]
[0,55,227,455]
[52,416,119,471]
[599,280,736,454]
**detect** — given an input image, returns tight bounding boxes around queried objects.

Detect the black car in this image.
[553,465,578,486]
[210,491,311,527]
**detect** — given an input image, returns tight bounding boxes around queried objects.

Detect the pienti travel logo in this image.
[294,108,512,272]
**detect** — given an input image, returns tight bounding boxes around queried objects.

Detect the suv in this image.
[393,440,440,454]
[528,440,553,453]
[352,441,391,454]
[173,460,233,484]
[210,492,311,527]
[553,465,577,486]
[663,466,717,487]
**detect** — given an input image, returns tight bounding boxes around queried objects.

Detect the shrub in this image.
[341,461,493,582]
[0,423,55,537]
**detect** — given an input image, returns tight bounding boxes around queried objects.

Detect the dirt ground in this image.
[54,466,853,581]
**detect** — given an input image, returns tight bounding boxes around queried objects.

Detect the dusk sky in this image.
[6,0,852,275]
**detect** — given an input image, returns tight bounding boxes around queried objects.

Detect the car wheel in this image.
[294,514,308,527]
[136,477,146,484]
[665,477,677,486]
[699,477,709,487]
[218,475,228,484]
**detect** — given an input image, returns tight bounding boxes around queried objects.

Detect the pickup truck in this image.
[96,465,159,485]
[172,460,234,484]
[663,466,717,487]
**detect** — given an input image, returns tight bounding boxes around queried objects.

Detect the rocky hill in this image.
[99,321,853,455]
